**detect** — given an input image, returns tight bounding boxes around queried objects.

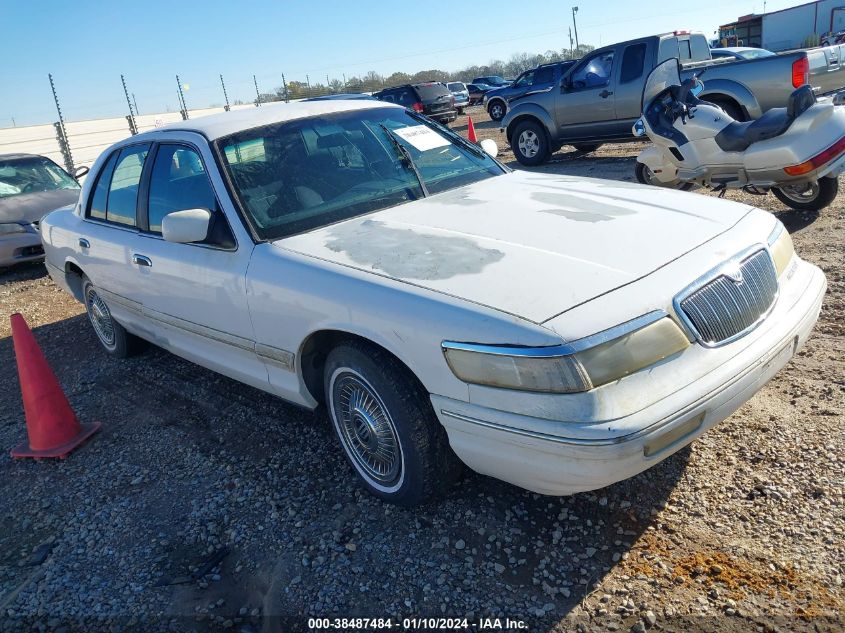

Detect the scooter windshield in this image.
[642,59,682,107]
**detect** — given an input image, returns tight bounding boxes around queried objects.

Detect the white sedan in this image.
[41,100,826,505]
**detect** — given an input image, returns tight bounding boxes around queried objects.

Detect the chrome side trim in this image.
[97,287,143,313]
[256,344,295,371]
[672,244,778,348]
[441,310,669,358]
[144,307,255,352]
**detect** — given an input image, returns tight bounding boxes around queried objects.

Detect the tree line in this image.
[250,44,595,103]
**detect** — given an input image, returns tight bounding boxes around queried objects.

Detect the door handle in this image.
[599,90,614,99]
[78,238,90,249]
[132,254,152,267]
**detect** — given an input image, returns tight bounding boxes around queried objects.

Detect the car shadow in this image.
[0,313,688,632]
[0,261,48,285]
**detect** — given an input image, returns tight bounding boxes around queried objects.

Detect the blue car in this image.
[484,60,577,121]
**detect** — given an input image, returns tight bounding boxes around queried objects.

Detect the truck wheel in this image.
[82,276,142,358]
[513,121,551,166]
[324,340,461,506]
[572,143,603,153]
[635,162,693,191]
[772,177,839,211]
[704,98,745,122]
[488,100,506,121]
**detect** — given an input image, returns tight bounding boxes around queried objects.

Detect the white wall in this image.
[0,104,256,176]
[763,0,845,51]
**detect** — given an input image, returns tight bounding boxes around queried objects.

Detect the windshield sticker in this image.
[393,125,450,151]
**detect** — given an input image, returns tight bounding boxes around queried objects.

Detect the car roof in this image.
[0,153,43,161]
[147,99,399,141]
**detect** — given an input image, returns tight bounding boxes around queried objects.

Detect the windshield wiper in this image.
[379,124,429,197]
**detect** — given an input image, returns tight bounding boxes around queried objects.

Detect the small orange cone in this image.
[9,313,100,459]
[467,116,478,143]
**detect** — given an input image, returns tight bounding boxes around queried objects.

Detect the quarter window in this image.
[620,43,647,83]
[147,146,217,233]
[105,145,150,226]
[88,152,119,220]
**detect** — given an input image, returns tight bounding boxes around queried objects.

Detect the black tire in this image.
[572,143,603,153]
[635,162,694,191]
[324,340,460,506]
[772,177,839,211]
[705,98,745,121]
[82,276,142,358]
[512,120,551,166]
[487,100,507,121]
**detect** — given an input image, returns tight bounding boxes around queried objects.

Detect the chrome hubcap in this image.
[779,182,819,202]
[517,130,539,158]
[86,286,115,348]
[333,372,401,485]
[491,104,503,118]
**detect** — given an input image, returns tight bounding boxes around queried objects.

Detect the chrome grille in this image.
[678,249,778,346]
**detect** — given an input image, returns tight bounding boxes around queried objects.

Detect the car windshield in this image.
[447,82,465,92]
[216,107,503,241]
[0,156,79,199]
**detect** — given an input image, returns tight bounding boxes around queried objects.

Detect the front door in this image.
[556,49,618,141]
[131,141,267,390]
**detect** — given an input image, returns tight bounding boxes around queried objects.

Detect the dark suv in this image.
[372,83,457,125]
[484,61,577,121]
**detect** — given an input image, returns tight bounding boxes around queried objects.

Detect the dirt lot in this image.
[0,107,842,633]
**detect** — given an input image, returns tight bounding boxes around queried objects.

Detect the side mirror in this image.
[73,165,89,179]
[632,119,647,137]
[161,209,212,244]
[480,138,499,158]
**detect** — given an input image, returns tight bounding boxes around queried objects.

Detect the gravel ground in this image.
[0,107,842,633]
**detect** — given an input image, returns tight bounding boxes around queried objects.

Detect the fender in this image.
[695,78,762,120]
[637,145,679,184]
[501,102,556,144]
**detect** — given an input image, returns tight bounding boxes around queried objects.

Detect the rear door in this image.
[555,48,618,141]
[614,41,651,130]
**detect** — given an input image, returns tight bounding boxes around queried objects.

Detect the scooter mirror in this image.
[632,118,646,137]
[691,84,704,97]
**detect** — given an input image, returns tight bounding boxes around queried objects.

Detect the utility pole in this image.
[568,27,574,58]
[282,74,289,102]
[327,74,330,93]
[176,75,189,119]
[253,74,261,106]
[121,74,137,135]
[306,74,311,97]
[343,73,347,90]
[572,6,580,52]
[220,74,231,111]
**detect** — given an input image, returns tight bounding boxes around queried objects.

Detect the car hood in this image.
[275,171,752,323]
[0,189,81,224]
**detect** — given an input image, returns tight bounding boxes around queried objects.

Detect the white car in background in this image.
[41,100,826,506]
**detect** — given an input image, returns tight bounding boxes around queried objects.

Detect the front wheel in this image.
[488,100,506,121]
[324,340,460,506]
[635,162,693,191]
[82,276,142,358]
[512,121,551,166]
[772,177,839,211]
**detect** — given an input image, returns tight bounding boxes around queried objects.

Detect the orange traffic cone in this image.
[467,116,478,143]
[9,313,100,459]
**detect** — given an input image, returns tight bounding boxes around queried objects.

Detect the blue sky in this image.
[2,0,804,127]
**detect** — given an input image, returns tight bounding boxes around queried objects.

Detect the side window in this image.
[534,66,554,85]
[147,145,217,233]
[398,90,417,106]
[620,43,647,83]
[514,71,534,88]
[106,145,150,226]
[88,152,119,220]
[570,51,615,90]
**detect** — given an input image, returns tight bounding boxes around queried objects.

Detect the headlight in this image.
[768,222,794,277]
[442,312,690,393]
[0,223,27,235]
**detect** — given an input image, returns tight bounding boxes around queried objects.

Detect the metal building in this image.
[718,1,845,51]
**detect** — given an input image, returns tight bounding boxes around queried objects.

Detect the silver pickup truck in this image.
[502,31,845,165]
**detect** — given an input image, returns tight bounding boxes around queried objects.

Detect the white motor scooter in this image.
[633,59,845,211]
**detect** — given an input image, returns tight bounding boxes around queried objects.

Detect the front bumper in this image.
[0,231,44,267]
[432,261,827,496]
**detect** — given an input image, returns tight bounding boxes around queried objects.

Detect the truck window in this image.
[678,39,692,62]
[569,51,615,90]
[690,35,711,61]
[534,66,555,84]
[620,43,647,83]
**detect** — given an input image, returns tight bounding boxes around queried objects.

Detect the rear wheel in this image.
[635,162,693,191]
[512,120,551,166]
[772,177,839,211]
[488,100,506,121]
[324,340,460,506]
[572,143,603,153]
[705,98,745,122]
[82,276,142,358]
